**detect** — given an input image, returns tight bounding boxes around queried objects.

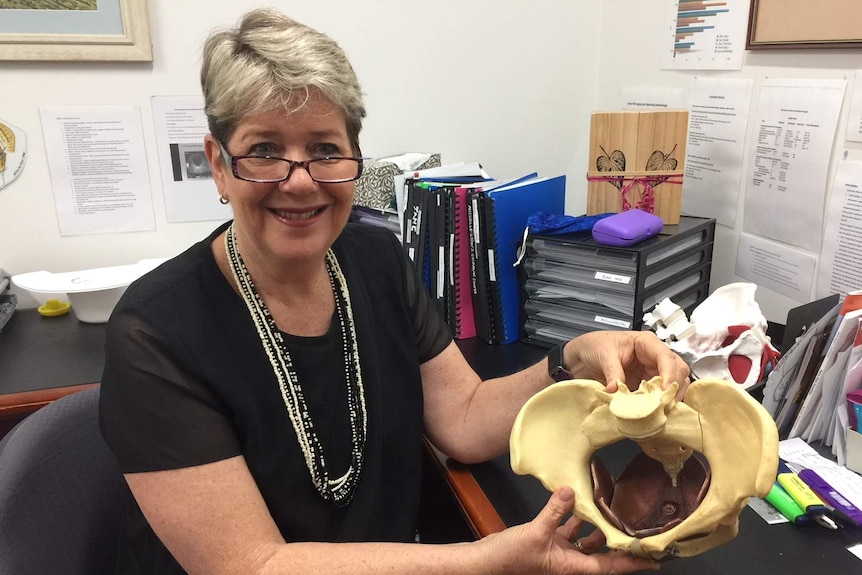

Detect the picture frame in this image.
[0,0,152,62]
[747,0,862,49]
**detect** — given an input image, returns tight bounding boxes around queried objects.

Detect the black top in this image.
[99,221,452,573]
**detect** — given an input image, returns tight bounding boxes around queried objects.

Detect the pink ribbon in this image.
[587,174,684,215]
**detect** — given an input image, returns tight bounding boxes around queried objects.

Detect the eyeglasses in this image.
[219,142,365,184]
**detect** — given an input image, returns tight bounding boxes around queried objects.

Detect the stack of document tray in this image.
[521,215,716,348]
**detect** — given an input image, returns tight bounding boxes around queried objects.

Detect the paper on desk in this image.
[747,496,790,525]
[824,321,862,443]
[790,309,862,440]
[829,354,862,459]
[847,361,862,392]
[806,344,853,444]
[834,406,849,465]
[762,302,839,418]
[830,359,862,444]
[774,335,819,431]
[780,438,862,510]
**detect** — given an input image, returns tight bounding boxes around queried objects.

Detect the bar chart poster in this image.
[661,0,748,71]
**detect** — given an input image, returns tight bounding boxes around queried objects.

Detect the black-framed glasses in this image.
[219,142,365,184]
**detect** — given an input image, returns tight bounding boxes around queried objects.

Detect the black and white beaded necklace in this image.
[225,223,367,506]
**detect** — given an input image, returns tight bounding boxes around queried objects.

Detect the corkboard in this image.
[748,0,862,48]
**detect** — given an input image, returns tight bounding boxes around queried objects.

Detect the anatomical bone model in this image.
[510,376,779,559]
[643,283,780,390]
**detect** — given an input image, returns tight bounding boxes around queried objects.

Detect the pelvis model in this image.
[510,376,778,559]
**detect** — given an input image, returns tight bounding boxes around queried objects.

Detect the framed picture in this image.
[748,0,862,49]
[0,0,152,61]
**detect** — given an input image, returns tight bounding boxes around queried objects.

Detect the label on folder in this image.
[594,271,632,285]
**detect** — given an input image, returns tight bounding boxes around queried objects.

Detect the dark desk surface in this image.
[0,308,105,394]
[3,311,861,573]
[0,309,103,428]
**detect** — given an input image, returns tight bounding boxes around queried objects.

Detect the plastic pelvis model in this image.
[510,376,779,559]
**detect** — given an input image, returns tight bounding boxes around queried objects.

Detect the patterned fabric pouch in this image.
[354,153,441,211]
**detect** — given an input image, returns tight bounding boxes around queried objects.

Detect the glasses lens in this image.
[308,158,360,182]
[235,157,289,182]
[233,157,361,183]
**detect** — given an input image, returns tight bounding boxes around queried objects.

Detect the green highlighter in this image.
[766,483,811,525]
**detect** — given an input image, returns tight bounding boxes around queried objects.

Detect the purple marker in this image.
[798,468,862,527]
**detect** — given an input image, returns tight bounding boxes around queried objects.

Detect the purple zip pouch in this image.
[592,209,664,247]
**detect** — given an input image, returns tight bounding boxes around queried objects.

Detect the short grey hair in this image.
[201,8,366,152]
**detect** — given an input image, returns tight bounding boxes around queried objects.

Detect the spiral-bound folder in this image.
[483,175,566,344]
[412,176,494,335]
[402,178,429,278]
[453,186,477,339]
[465,174,539,343]
[468,189,494,342]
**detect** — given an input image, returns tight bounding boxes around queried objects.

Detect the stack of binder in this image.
[402,174,487,340]
[521,215,716,348]
[401,170,566,343]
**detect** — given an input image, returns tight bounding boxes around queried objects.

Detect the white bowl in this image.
[12,258,167,323]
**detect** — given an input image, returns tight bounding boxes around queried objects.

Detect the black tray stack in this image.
[521,216,716,348]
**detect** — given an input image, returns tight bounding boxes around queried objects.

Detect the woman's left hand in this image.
[563,331,691,399]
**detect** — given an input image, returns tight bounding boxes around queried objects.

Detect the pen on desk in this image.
[797,468,862,528]
[776,465,840,529]
[765,483,811,525]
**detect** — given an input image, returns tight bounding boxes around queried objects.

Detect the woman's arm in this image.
[126,455,484,575]
[421,331,690,464]
[125,454,657,575]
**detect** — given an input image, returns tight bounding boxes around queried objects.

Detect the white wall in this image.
[0,0,601,308]
[5,0,855,323]
[598,0,862,323]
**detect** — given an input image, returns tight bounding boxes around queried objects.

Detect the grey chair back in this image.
[0,387,129,575]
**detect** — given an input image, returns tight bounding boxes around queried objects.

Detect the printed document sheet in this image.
[40,105,155,236]
[151,95,231,223]
[743,78,846,252]
[683,77,753,227]
[817,153,862,299]
[736,232,816,303]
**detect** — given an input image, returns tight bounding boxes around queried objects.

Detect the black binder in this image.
[401,178,426,275]
[428,188,447,321]
[468,189,495,343]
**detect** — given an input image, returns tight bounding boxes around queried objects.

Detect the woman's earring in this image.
[219,196,229,205]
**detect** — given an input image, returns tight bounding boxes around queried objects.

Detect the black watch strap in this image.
[547,343,569,381]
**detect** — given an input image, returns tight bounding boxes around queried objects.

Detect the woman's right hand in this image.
[478,486,660,574]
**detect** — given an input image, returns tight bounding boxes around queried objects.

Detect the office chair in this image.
[0,387,130,575]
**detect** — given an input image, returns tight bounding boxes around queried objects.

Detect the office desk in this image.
[443,339,862,575]
[0,309,102,436]
[3,309,861,573]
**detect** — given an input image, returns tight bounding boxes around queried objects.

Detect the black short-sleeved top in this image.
[99,221,452,574]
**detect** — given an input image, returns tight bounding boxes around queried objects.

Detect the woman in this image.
[99,7,688,574]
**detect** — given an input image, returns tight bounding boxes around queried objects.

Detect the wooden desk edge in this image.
[423,438,507,539]
[0,382,99,418]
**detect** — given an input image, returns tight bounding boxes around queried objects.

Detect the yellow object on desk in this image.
[37,299,71,317]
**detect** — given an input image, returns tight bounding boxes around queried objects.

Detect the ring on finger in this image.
[572,538,586,553]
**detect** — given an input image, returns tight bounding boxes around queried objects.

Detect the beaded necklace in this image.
[225,224,367,506]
